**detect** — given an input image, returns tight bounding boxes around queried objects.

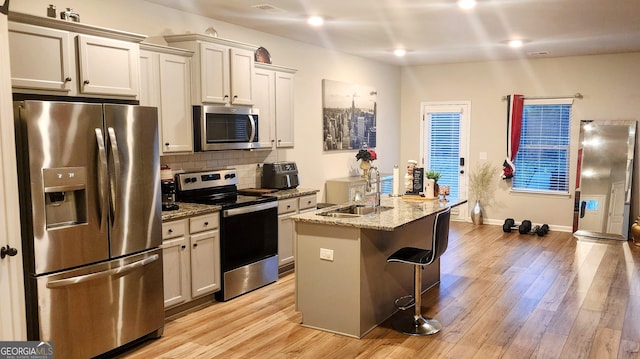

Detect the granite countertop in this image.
[261,187,319,200]
[161,188,319,222]
[161,202,221,222]
[292,195,466,231]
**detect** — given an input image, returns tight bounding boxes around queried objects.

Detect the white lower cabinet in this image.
[162,212,220,309]
[277,194,317,268]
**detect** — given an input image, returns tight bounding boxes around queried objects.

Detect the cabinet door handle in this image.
[224,95,229,99]
[1,245,18,259]
[181,245,186,249]
[83,80,90,85]
[64,77,72,82]
[233,95,238,99]
[193,243,198,248]
[165,142,170,147]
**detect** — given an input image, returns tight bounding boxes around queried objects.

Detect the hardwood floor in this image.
[118,222,640,359]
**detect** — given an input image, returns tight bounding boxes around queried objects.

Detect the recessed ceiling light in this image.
[458,0,477,10]
[393,49,407,57]
[307,16,324,27]
[508,39,524,48]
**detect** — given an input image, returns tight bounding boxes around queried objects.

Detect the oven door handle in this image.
[223,201,277,217]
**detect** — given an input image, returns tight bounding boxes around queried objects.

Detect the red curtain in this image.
[502,94,524,179]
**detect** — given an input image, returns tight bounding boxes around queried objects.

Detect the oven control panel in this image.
[175,169,238,191]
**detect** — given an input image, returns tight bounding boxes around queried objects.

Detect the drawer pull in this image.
[168,229,173,233]
[204,221,209,226]
[181,245,186,249]
[193,243,198,248]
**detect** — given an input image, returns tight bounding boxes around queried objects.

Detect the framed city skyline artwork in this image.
[322,79,377,151]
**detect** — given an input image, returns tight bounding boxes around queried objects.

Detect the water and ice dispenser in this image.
[43,167,87,229]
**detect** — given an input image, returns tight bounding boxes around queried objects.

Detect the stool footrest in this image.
[394,295,415,311]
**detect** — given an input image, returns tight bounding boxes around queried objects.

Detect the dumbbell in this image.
[532,224,550,237]
[502,218,532,234]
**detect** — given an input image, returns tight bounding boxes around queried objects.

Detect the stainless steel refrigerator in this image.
[14,100,164,359]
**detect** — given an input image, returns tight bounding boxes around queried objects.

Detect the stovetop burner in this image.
[175,169,277,209]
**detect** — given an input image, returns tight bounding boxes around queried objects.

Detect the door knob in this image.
[1,245,18,259]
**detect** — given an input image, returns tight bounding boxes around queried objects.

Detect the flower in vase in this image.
[355,149,377,162]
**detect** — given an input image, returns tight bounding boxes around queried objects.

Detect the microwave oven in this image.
[193,105,260,151]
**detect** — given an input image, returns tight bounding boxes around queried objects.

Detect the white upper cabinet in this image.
[200,42,230,104]
[253,63,296,149]
[165,34,256,106]
[8,12,145,99]
[77,34,139,97]
[229,47,254,105]
[253,68,276,149]
[139,43,194,154]
[8,22,75,94]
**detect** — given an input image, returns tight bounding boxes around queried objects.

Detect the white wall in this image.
[9,0,402,201]
[400,53,640,228]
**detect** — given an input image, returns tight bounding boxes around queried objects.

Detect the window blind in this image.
[427,112,461,199]
[513,103,571,193]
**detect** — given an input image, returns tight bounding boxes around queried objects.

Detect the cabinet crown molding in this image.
[9,11,146,42]
[164,33,258,52]
[255,62,297,74]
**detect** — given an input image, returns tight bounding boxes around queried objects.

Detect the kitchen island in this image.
[292,196,465,338]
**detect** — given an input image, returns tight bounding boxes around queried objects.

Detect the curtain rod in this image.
[501,93,583,101]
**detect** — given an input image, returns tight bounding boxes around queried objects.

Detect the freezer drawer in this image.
[31,248,164,359]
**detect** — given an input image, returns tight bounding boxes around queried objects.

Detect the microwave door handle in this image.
[95,129,108,230]
[107,127,121,218]
[248,115,256,142]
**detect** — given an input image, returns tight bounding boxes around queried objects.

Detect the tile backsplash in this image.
[161,150,278,189]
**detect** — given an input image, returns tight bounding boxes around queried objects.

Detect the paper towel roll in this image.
[392,165,400,196]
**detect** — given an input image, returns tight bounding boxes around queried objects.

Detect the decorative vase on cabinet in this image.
[631,216,640,247]
[471,200,484,225]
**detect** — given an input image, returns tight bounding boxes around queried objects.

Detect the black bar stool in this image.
[386,207,451,335]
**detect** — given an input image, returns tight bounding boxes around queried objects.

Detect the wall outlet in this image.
[319,248,334,261]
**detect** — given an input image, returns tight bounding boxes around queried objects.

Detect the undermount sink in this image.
[317,204,393,218]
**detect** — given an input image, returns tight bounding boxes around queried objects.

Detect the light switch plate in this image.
[320,248,334,261]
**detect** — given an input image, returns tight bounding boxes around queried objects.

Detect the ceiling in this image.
[145,0,640,66]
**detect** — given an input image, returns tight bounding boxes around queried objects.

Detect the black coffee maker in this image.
[161,165,179,211]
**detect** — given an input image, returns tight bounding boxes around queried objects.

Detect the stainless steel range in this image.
[175,169,278,301]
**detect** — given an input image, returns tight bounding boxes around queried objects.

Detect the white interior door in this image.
[607,181,625,234]
[0,12,27,340]
[420,102,469,220]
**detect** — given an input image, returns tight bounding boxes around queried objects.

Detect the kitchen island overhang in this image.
[292,196,466,338]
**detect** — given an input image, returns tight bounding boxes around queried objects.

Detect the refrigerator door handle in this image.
[46,254,159,288]
[107,127,121,217]
[95,128,109,229]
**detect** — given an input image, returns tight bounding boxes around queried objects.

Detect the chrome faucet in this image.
[366,166,381,208]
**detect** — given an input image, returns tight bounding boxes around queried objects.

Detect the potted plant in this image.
[425,170,441,197]
[468,162,499,224]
